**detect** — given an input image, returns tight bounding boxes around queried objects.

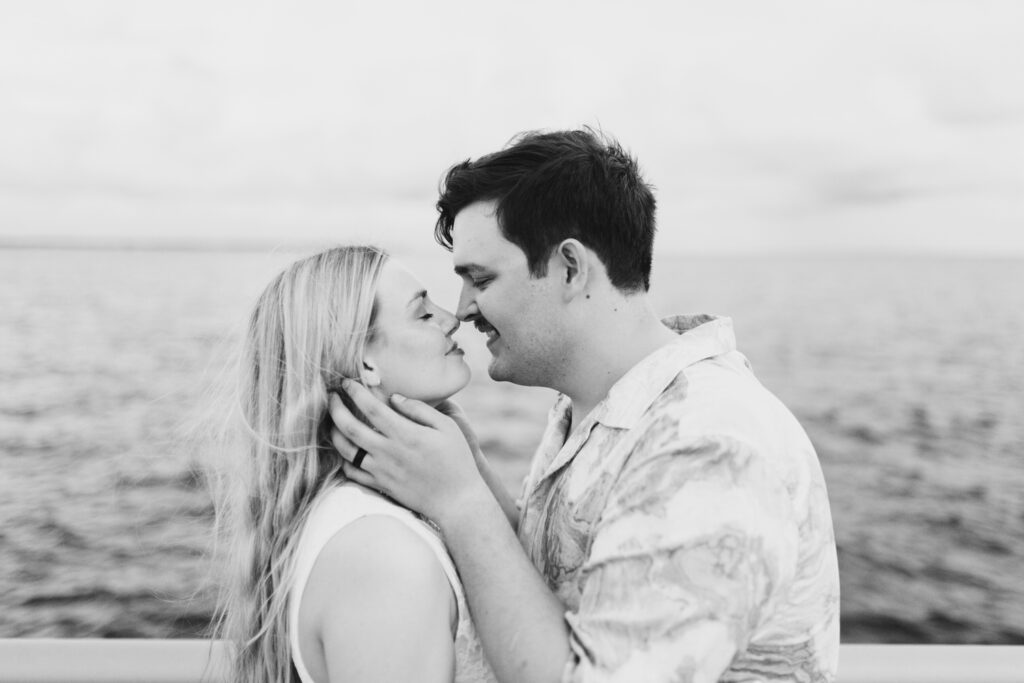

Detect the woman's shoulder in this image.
[312,481,408,518]
[317,513,450,586]
[301,482,451,591]
[299,483,418,542]
[297,483,453,612]
[304,510,458,634]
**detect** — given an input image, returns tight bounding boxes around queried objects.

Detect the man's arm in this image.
[435,485,572,683]
[468,446,521,529]
[436,399,520,529]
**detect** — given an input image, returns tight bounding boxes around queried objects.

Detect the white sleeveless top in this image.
[288,482,496,683]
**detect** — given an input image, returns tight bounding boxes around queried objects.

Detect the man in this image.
[330,129,840,682]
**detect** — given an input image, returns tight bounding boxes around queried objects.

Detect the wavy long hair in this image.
[208,245,389,683]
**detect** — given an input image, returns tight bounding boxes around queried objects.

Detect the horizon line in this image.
[1,237,1021,260]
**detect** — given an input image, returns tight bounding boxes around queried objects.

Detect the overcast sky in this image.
[1,1,1022,254]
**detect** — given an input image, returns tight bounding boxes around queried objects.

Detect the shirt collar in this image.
[593,314,736,430]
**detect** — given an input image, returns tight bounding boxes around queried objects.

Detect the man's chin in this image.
[486,356,514,383]
[486,358,507,382]
[487,356,534,386]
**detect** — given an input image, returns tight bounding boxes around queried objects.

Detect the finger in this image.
[341,459,378,487]
[328,393,389,458]
[390,394,444,429]
[330,425,360,461]
[341,380,412,436]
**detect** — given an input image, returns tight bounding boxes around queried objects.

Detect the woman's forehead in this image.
[376,260,426,313]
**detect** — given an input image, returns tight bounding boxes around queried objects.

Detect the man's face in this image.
[451,200,566,386]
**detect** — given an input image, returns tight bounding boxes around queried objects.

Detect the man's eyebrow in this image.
[454,264,487,277]
[406,290,428,308]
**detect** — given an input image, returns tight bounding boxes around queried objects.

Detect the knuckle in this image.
[339,421,360,440]
[360,399,381,421]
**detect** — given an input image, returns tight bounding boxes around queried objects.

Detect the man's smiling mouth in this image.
[474,319,500,345]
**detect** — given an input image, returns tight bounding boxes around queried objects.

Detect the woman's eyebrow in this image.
[405,290,428,309]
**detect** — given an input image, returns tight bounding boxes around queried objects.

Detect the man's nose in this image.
[455,286,477,322]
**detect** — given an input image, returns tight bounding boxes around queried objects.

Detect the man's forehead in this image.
[451,201,514,268]
[452,202,500,243]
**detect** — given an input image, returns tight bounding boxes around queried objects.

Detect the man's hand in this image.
[328,380,487,523]
[435,399,484,462]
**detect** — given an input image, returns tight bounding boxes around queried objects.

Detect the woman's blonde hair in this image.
[209,245,389,683]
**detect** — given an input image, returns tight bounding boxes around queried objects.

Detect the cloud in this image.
[1,1,1022,254]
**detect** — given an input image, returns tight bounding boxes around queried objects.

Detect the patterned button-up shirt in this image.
[516,315,840,682]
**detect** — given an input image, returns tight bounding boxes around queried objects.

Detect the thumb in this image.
[435,398,462,418]
[436,400,471,428]
[434,400,481,455]
[389,394,443,428]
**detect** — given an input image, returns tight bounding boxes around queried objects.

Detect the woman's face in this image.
[361,259,470,405]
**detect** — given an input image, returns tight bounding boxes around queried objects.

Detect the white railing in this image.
[0,640,1022,682]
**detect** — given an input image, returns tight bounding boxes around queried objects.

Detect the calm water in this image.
[1,248,1022,643]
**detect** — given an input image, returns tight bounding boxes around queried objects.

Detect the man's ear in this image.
[554,239,590,299]
[358,355,382,387]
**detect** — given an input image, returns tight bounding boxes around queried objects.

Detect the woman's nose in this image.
[446,314,460,337]
[438,307,460,336]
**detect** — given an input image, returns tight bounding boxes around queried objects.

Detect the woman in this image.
[210,245,496,683]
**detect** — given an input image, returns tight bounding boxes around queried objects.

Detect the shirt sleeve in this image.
[560,435,800,683]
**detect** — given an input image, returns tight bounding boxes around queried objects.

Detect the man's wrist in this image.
[434,481,499,534]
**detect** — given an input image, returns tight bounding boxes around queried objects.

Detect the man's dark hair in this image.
[434,128,657,292]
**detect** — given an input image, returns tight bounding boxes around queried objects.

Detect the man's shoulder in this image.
[623,360,818,487]
[641,352,808,445]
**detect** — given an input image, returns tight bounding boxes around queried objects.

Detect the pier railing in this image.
[0,639,1022,682]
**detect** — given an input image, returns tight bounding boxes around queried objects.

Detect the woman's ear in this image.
[358,355,382,387]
